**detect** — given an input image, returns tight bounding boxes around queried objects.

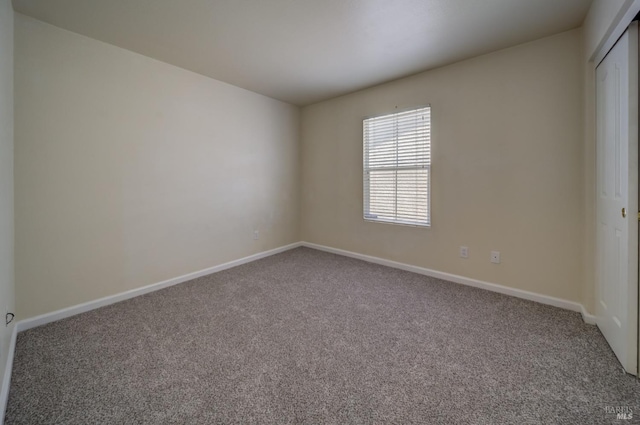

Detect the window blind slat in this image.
[363,106,431,227]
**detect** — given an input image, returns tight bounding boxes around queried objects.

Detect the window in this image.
[363,105,431,227]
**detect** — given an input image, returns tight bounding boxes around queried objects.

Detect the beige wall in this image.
[301,29,584,303]
[14,14,300,319]
[0,0,14,397]
[10,8,614,322]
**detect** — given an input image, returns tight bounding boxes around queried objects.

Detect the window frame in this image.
[362,105,431,228]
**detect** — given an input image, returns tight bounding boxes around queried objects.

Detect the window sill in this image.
[363,217,430,228]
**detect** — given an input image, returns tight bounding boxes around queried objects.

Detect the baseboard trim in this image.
[13,239,598,334]
[581,305,597,325]
[301,241,596,324]
[0,240,598,423]
[0,324,17,425]
[17,242,302,333]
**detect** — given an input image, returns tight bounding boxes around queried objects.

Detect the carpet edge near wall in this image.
[16,242,304,332]
[0,239,596,424]
[301,242,596,324]
[12,241,597,333]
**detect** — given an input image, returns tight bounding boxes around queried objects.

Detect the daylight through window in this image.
[363,105,431,227]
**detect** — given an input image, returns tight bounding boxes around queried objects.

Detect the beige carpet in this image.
[5,247,640,424]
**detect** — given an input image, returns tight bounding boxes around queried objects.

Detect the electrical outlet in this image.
[491,251,500,264]
[253,230,259,240]
[459,246,469,258]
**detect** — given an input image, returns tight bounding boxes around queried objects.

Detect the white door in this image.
[596,22,639,375]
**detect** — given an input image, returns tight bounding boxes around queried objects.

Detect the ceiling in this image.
[12,0,593,106]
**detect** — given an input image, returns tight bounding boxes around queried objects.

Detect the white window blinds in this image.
[363,106,431,227]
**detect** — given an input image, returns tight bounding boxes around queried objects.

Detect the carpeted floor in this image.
[5,247,640,424]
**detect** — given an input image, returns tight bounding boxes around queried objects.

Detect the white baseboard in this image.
[301,241,596,324]
[10,237,598,337]
[581,305,597,325]
[0,239,598,424]
[17,242,302,333]
[0,324,17,425]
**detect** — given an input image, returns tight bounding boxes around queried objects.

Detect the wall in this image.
[0,0,14,414]
[0,0,16,412]
[14,14,300,320]
[0,0,14,411]
[301,29,584,303]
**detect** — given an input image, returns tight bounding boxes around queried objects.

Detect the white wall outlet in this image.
[253,230,259,240]
[491,251,500,264]
[459,246,469,258]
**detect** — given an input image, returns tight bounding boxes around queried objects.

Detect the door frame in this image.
[595,21,639,375]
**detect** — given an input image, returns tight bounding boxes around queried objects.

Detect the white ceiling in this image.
[12,0,593,106]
